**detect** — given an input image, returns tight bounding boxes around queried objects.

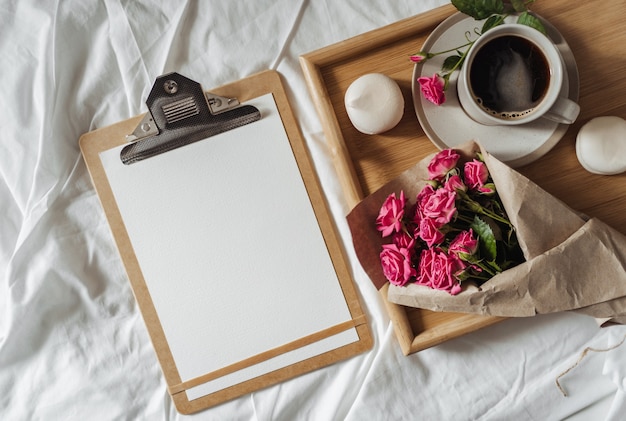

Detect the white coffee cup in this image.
[457,23,579,126]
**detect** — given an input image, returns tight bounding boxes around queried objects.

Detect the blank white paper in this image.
[99,93,358,400]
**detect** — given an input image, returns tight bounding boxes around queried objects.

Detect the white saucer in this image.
[412,13,579,167]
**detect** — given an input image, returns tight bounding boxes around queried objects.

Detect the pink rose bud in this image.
[449,283,462,295]
[409,52,432,63]
[478,183,496,195]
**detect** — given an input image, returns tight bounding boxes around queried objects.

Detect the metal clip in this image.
[126,113,158,142]
[206,93,240,115]
[126,87,242,142]
[120,72,260,164]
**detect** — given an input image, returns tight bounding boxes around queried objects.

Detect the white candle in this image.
[576,116,626,175]
[344,73,404,135]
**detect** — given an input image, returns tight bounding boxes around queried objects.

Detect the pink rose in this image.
[464,159,489,190]
[393,231,415,250]
[380,244,416,286]
[418,73,446,106]
[415,248,436,286]
[419,216,445,247]
[416,249,462,295]
[412,184,434,237]
[430,253,464,293]
[416,184,436,206]
[449,229,478,257]
[427,149,460,180]
[376,191,406,237]
[411,206,423,239]
[444,174,466,193]
[422,188,457,227]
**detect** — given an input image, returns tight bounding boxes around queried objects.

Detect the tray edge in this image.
[299,4,504,355]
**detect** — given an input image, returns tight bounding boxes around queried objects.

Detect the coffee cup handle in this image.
[542,97,580,125]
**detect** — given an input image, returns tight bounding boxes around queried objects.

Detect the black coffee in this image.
[469,35,550,119]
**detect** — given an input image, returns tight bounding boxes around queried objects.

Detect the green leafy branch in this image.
[452,0,546,34]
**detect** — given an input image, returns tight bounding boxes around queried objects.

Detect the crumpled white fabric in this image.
[1,0,624,420]
[600,329,626,420]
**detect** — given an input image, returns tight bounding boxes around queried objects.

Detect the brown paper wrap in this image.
[347,141,626,324]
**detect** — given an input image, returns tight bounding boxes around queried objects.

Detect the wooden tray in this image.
[300,2,626,355]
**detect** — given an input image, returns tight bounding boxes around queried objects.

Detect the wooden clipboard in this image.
[79,70,372,414]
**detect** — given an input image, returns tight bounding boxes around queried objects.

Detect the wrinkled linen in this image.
[1,1,625,420]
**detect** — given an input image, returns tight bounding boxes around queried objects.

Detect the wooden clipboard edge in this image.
[169,315,367,395]
[299,4,504,355]
[173,318,371,414]
[174,324,372,414]
[79,116,184,388]
[79,69,373,415]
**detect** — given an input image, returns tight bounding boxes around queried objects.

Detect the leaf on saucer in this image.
[517,11,547,35]
[442,54,464,72]
[481,15,503,33]
[509,0,528,13]
[452,0,504,20]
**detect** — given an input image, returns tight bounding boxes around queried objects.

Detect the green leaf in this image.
[481,15,503,34]
[471,216,497,261]
[498,260,514,270]
[517,11,547,35]
[452,0,505,20]
[442,54,464,71]
[487,259,502,272]
[510,0,528,12]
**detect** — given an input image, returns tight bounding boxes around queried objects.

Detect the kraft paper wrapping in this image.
[347,141,626,325]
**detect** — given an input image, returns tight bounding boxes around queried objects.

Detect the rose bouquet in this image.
[376,148,524,295]
[347,141,626,324]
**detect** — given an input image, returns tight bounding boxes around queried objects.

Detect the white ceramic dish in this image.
[412,13,579,167]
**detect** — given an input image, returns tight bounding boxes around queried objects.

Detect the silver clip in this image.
[206,93,240,115]
[126,113,158,142]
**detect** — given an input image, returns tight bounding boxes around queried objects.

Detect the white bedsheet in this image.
[1,1,625,420]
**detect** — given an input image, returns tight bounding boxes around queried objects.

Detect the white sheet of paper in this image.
[99,93,358,400]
